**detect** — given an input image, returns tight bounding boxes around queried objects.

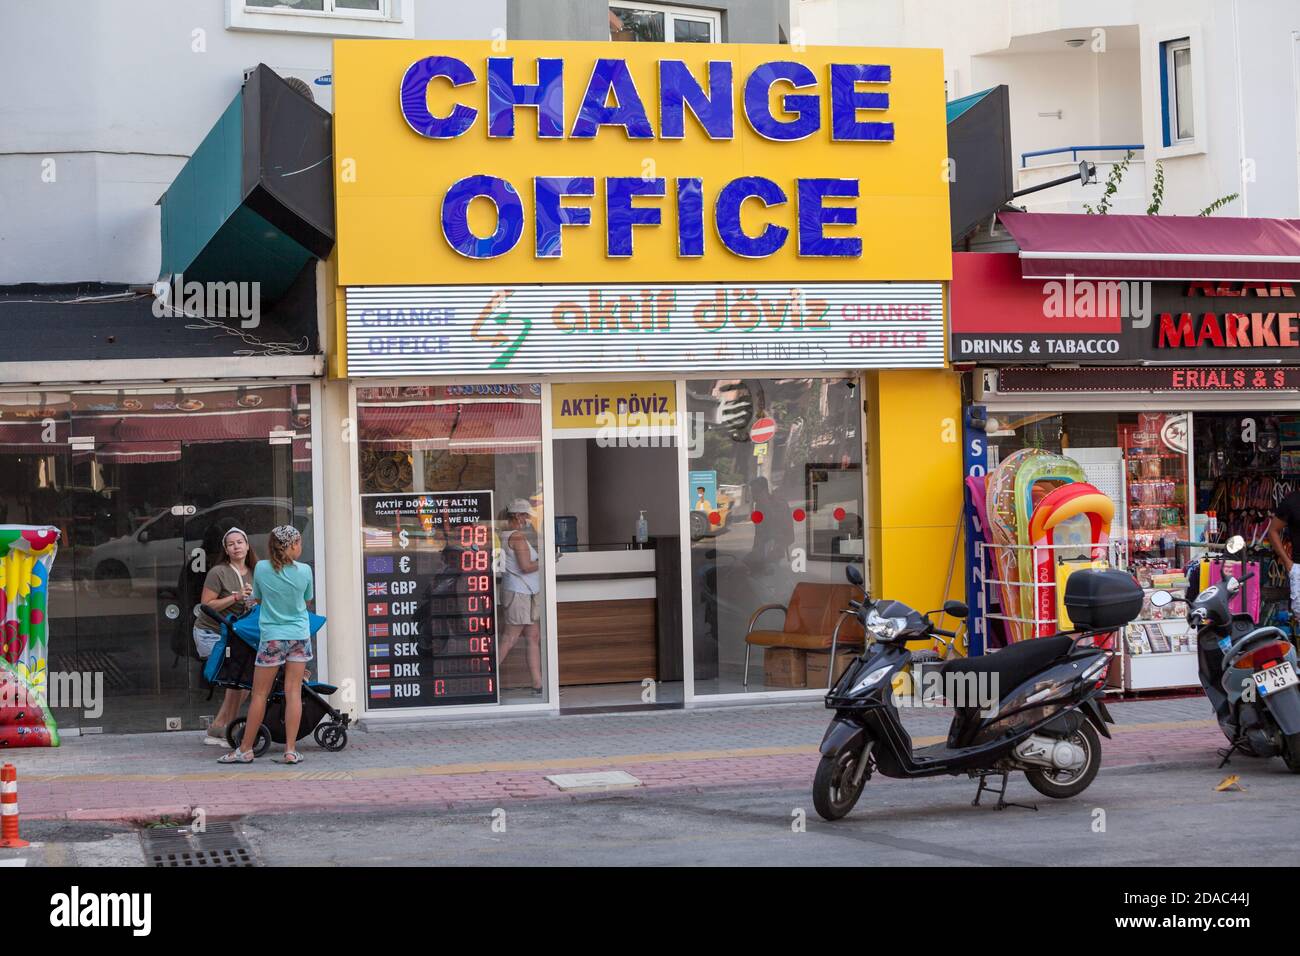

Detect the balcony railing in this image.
[1021,144,1144,168]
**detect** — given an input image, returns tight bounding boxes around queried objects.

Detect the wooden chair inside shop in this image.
[743,583,866,688]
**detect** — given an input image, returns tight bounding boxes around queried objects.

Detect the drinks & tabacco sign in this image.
[333,39,949,376]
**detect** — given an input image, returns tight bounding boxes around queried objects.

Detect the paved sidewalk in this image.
[2,696,1224,823]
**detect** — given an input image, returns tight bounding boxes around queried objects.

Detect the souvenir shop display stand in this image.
[978,537,1210,693]
[978,538,1124,660]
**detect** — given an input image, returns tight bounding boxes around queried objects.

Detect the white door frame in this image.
[677,377,696,704]
[540,382,562,710]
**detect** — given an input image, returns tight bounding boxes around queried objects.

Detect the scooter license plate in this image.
[1253,661,1298,696]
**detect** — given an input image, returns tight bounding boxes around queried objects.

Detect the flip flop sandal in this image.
[218,749,254,764]
[279,751,304,765]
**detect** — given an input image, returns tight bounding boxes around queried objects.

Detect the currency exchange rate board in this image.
[361,491,497,708]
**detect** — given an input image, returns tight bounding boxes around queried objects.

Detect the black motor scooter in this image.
[1151,536,1300,770]
[813,563,1138,821]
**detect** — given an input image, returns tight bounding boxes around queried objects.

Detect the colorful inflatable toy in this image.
[0,526,60,748]
[985,451,1118,642]
[1028,483,1114,637]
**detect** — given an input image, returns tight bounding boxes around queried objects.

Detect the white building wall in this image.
[792,0,1300,218]
[0,0,507,286]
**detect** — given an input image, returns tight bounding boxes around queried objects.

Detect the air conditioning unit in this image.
[242,65,334,113]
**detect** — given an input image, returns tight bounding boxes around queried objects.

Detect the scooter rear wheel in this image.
[813,747,868,821]
[1025,721,1101,799]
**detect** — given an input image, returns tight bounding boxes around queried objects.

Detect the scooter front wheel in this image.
[813,747,868,821]
[1024,721,1101,799]
[1281,733,1300,773]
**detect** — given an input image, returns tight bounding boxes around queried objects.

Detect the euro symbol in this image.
[399,555,411,573]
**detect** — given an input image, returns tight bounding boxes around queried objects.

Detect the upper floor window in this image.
[1160,37,1194,146]
[609,3,721,43]
[246,0,387,16]
[228,0,413,38]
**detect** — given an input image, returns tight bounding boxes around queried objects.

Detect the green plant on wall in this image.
[1198,193,1240,216]
[1081,150,1133,215]
[1146,160,1165,215]
[1081,152,1238,216]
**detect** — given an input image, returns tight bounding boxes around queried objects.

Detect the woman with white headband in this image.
[221,524,314,764]
[195,526,257,746]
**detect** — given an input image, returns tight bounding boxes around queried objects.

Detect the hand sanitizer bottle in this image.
[635,510,648,547]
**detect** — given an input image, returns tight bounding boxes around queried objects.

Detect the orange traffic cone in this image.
[0,763,29,848]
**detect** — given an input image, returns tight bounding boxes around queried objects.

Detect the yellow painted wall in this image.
[865,369,966,627]
[324,249,347,379]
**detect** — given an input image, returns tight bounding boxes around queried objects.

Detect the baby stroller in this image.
[199,604,350,756]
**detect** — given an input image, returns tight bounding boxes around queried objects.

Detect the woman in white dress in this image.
[499,498,543,695]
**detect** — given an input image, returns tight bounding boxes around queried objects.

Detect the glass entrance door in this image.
[72,442,186,733]
[1,385,315,736]
[549,381,683,710]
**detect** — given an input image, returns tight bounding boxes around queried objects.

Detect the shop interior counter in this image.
[554,546,657,685]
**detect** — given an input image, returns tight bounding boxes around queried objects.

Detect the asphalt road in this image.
[10,757,1296,867]
[238,758,1297,867]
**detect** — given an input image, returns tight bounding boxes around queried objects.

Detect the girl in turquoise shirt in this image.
[220,525,314,765]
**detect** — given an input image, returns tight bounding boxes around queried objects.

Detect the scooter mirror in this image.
[845,564,864,588]
[1225,535,1245,555]
[1149,590,1174,608]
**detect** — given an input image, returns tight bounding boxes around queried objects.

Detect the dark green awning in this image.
[947,85,1013,243]
[160,65,334,303]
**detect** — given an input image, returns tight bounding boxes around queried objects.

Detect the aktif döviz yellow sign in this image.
[333,40,951,285]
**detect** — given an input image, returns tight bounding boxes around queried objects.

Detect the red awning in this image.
[357,399,541,457]
[998,212,1300,281]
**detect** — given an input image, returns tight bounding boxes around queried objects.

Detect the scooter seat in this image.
[940,635,1075,692]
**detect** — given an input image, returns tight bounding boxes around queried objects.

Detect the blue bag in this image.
[231,604,327,643]
[203,606,327,686]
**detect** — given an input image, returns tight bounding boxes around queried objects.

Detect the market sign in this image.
[345,281,943,375]
[332,40,950,286]
[951,253,1300,364]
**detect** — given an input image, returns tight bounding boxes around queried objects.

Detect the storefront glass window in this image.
[982,411,1196,681]
[0,384,314,735]
[687,378,865,695]
[356,384,547,709]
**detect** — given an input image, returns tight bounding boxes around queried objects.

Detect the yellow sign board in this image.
[333,39,951,287]
[551,381,675,433]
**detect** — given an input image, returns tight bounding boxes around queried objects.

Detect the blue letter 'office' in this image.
[716,177,789,257]
[797,178,861,257]
[442,175,525,258]
[606,177,666,256]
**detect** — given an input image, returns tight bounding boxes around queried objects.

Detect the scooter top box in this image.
[1063,569,1144,631]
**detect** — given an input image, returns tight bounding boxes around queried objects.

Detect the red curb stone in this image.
[16,722,1229,822]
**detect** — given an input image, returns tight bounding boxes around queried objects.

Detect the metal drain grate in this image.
[140,821,257,867]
